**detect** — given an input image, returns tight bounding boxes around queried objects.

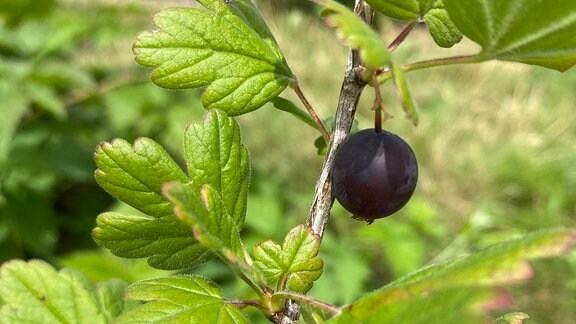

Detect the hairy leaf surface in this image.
[253,225,323,293]
[184,109,251,227]
[443,0,576,71]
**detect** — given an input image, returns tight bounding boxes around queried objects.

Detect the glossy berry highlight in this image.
[331,128,418,223]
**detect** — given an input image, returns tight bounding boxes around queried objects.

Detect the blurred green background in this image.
[1,1,575,323]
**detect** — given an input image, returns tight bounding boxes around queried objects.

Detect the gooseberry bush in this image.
[1,0,576,323]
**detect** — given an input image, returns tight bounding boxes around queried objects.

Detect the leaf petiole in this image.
[388,21,417,52]
[291,81,331,144]
[377,54,485,83]
[230,264,268,300]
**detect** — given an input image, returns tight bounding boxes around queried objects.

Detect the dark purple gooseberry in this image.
[331,128,418,223]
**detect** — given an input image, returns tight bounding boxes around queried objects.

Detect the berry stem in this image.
[372,72,383,133]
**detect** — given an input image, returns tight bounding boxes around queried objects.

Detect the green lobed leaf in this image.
[183,109,251,227]
[314,0,390,69]
[93,137,212,270]
[331,228,576,322]
[116,275,248,324]
[390,60,419,125]
[93,213,213,270]
[253,225,323,294]
[94,137,188,217]
[443,0,576,71]
[0,259,128,323]
[93,110,250,270]
[133,3,293,115]
[163,183,253,276]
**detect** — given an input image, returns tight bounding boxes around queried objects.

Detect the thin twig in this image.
[388,20,417,52]
[293,82,331,144]
[273,291,341,316]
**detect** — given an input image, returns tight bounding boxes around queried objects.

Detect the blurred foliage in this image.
[0,0,204,261]
[0,1,575,323]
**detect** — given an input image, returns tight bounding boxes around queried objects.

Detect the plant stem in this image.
[273,291,341,316]
[275,2,371,324]
[306,1,370,238]
[293,82,331,144]
[388,21,417,52]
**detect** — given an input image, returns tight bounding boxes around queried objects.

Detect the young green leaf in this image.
[133,3,294,115]
[390,60,419,125]
[0,260,128,323]
[443,0,576,71]
[116,275,248,324]
[330,228,576,322]
[163,182,248,266]
[253,225,323,294]
[184,109,251,227]
[314,0,390,69]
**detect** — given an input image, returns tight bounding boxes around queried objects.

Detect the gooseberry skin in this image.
[331,128,418,222]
